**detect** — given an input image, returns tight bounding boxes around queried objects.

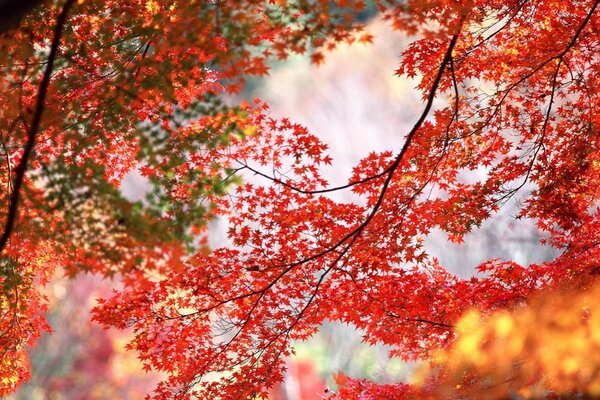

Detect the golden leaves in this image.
[145,0,160,15]
[421,282,600,398]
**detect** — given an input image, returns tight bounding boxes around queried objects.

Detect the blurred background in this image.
[10,16,557,400]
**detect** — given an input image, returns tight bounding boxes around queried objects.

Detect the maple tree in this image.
[1,0,600,398]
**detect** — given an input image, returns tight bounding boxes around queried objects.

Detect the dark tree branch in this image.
[0,0,76,254]
[237,162,392,195]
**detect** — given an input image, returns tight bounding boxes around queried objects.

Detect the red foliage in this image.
[0,0,599,398]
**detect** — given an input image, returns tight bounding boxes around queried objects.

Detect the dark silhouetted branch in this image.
[0,0,76,254]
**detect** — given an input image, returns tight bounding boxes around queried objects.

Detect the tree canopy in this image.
[1,0,600,398]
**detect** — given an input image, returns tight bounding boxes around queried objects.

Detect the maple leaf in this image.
[333,372,348,386]
[311,52,326,65]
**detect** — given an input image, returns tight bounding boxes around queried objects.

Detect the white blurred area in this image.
[257,23,416,180]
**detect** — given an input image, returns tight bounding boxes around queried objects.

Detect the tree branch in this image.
[0,0,76,254]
